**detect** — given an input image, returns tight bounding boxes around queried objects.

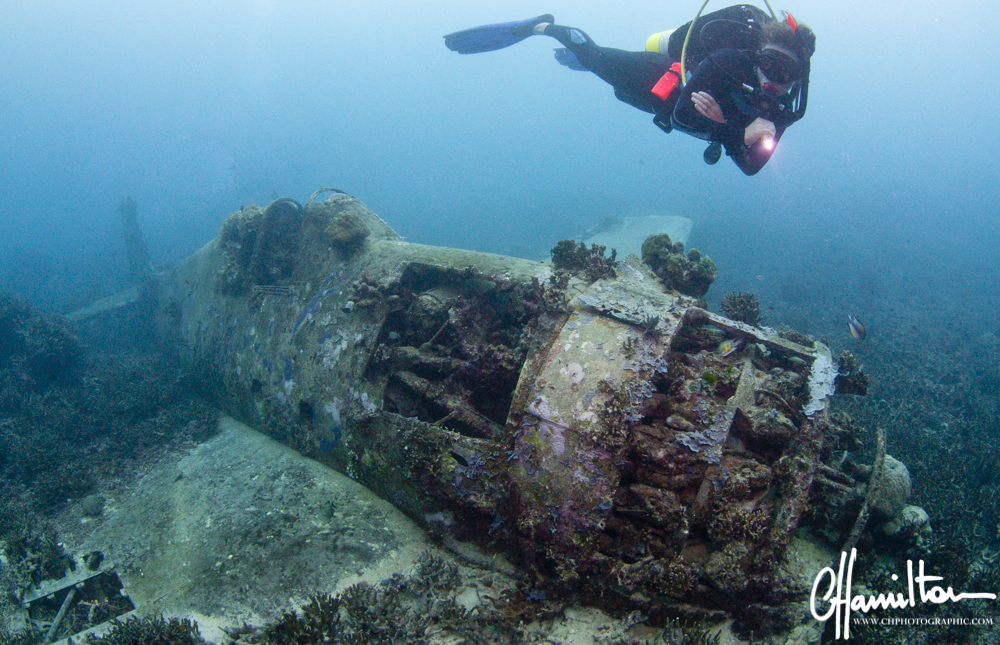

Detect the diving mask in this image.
[756,47,801,85]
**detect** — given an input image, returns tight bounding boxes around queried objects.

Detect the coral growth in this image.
[550,239,618,281]
[640,234,716,297]
[324,210,369,253]
[777,326,814,347]
[869,455,912,521]
[719,291,762,326]
[0,632,34,645]
[262,552,525,645]
[1,525,75,595]
[707,505,772,545]
[834,349,869,396]
[85,615,203,645]
[0,293,82,411]
[347,277,390,310]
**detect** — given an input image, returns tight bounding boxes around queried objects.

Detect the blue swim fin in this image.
[553,47,587,71]
[444,14,554,54]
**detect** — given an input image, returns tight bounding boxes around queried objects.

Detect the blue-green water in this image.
[3,0,997,325]
[2,3,999,641]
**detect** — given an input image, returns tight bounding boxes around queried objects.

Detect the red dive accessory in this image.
[785,12,798,32]
[651,61,684,100]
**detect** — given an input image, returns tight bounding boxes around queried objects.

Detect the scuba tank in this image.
[646,4,769,65]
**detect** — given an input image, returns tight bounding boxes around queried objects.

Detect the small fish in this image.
[717,338,743,357]
[848,314,866,340]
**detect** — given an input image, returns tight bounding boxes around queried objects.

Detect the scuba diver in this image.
[444,4,815,176]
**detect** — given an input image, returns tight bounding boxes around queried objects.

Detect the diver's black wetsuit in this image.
[543,11,802,176]
[673,49,801,175]
[543,25,674,114]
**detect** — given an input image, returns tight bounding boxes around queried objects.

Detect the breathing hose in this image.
[679,0,710,86]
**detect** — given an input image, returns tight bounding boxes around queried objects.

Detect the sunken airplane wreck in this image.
[110,190,882,636]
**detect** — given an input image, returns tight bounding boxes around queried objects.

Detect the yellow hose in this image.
[679,0,711,87]
[762,0,778,20]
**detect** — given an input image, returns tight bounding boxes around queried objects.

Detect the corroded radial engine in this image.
[157,191,853,632]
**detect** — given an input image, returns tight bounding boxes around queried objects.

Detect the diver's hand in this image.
[744,118,776,146]
[691,91,725,123]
